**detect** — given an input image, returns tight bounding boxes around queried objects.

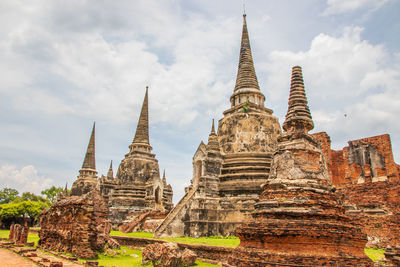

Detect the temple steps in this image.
[154,183,199,237]
[219,172,269,180]
[221,165,269,173]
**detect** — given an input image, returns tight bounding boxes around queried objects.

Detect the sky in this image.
[0,0,399,203]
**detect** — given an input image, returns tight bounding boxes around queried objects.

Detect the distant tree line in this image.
[0,186,67,228]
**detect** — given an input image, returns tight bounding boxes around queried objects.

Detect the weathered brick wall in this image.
[313,132,400,187]
[313,132,400,247]
[39,190,118,259]
[8,223,28,244]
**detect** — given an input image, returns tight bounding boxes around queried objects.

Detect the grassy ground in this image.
[110,231,240,247]
[1,229,386,265]
[0,229,40,246]
[364,247,385,262]
[91,246,218,267]
[1,230,219,266]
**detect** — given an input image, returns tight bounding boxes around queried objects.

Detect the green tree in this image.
[0,188,19,204]
[20,192,48,203]
[0,200,49,225]
[41,186,64,203]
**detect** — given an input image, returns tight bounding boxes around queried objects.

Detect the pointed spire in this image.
[162,169,167,184]
[207,119,220,153]
[133,86,150,144]
[282,66,314,133]
[82,122,96,170]
[234,14,260,92]
[211,119,216,135]
[107,160,113,179]
[64,182,68,192]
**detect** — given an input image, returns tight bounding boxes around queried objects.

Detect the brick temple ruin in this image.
[32,11,400,266]
[313,132,400,247]
[154,14,400,252]
[39,189,119,259]
[155,14,282,238]
[70,87,173,230]
[227,66,372,266]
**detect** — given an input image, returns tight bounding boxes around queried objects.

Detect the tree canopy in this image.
[0,188,19,204]
[0,186,65,227]
[41,186,64,204]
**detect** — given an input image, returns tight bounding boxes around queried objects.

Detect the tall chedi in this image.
[108,87,173,229]
[155,14,281,238]
[227,66,372,266]
[217,13,281,220]
[71,123,98,196]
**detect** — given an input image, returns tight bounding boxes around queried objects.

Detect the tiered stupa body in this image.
[70,123,99,196]
[217,14,281,225]
[227,66,372,266]
[154,15,281,237]
[108,87,173,228]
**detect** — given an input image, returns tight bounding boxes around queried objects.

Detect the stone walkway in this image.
[0,248,37,267]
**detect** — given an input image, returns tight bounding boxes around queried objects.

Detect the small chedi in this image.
[69,88,173,230]
[70,123,98,196]
[107,87,173,229]
[227,66,372,266]
[155,14,281,237]
[39,133,119,259]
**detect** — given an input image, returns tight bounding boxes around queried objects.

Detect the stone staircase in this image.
[154,184,198,237]
[119,211,151,233]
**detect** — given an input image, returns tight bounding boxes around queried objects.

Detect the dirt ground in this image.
[0,248,37,267]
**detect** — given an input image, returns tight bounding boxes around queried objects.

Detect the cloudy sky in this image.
[0,0,399,202]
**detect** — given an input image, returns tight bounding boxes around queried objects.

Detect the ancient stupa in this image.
[108,87,173,228]
[227,66,372,266]
[70,123,98,196]
[155,14,281,237]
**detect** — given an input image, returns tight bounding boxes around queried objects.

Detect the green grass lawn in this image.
[110,231,240,247]
[86,246,218,267]
[0,229,40,246]
[1,229,219,266]
[1,229,386,265]
[364,247,385,262]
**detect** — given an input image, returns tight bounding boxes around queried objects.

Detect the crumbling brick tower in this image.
[108,87,173,228]
[155,14,281,237]
[227,66,372,266]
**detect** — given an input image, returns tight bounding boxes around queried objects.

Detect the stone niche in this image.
[39,190,119,259]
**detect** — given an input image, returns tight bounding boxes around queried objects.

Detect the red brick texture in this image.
[313,132,400,247]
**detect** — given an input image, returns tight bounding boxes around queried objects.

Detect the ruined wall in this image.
[313,132,400,247]
[39,190,119,259]
[313,132,400,186]
[8,223,28,244]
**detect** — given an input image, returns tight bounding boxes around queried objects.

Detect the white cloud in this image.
[0,164,54,195]
[263,25,400,158]
[0,2,238,128]
[323,0,391,15]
